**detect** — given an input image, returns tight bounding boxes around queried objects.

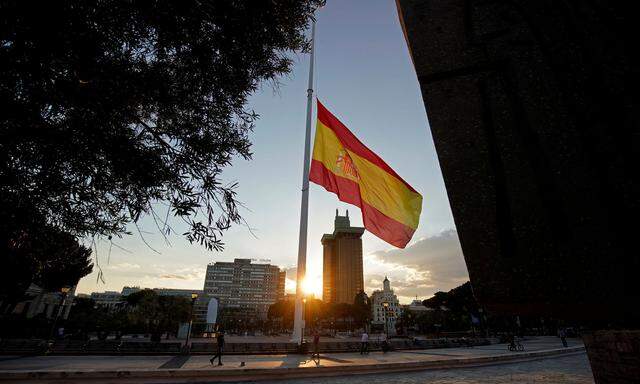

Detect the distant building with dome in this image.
[371,276,401,335]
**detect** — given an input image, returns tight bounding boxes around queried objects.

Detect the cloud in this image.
[155,266,205,282]
[159,274,189,280]
[366,229,469,302]
[78,261,207,294]
[284,266,297,280]
[105,262,141,271]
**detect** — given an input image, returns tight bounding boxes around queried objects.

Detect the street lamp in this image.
[382,301,389,339]
[185,293,198,353]
[48,287,71,349]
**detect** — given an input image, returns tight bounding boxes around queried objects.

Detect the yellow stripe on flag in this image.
[312,120,422,230]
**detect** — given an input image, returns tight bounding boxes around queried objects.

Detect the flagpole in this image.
[292,18,315,345]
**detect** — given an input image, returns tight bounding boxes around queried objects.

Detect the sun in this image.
[301,275,323,298]
[285,275,323,299]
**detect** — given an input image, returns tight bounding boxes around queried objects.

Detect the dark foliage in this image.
[0,0,322,251]
[420,282,480,332]
[418,282,547,335]
[423,282,481,313]
[64,293,191,340]
[64,297,108,339]
[126,289,191,333]
[352,290,371,326]
[267,292,371,332]
[218,306,263,333]
[267,299,295,329]
[0,226,93,304]
[35,232,94,292]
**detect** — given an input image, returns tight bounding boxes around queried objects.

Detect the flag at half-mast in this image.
[309,100,423,248]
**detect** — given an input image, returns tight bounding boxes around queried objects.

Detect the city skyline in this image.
[74,0,469,304]
[81,271,439,306]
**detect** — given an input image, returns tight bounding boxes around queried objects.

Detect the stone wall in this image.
[396,0,638,322]
[395,1,638,382]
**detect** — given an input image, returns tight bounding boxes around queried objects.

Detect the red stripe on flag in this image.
[361,202,415,248]
[310,159,415,248]
[316,100,418,194]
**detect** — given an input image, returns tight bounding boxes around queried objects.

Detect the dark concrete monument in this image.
[395,1,638,382]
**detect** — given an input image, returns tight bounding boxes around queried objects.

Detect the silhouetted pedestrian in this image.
[312,330,320,359]
[380,333,390,353]
[360,331,369,355]
[559,328,568,348]
[210,330,225,366]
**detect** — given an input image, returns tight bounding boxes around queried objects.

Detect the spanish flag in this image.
[309,100,423,248]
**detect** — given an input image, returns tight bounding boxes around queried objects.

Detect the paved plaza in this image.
[0,337,576,371]
[0,337,592,383]
[255,353,594,384]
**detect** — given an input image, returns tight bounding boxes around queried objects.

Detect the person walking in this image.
[210,329,225,366]
[380,332,390,353]
[360,331,369,355]
[559,327,568,348]
[311,330,320,360]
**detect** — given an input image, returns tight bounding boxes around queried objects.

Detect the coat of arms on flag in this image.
[336,149,359,181]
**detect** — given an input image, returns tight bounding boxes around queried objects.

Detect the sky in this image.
[76,0,469,304]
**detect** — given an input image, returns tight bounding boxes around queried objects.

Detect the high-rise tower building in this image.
[322,210,365,304]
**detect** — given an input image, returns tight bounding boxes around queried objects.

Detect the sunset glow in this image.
[301,275,323,298]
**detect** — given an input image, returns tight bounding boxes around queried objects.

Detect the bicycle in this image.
[508,338,525,351]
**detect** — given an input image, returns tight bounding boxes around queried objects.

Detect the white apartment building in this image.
[89,287,204,312]
[90,291,124,310]
[202,258,285,320]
